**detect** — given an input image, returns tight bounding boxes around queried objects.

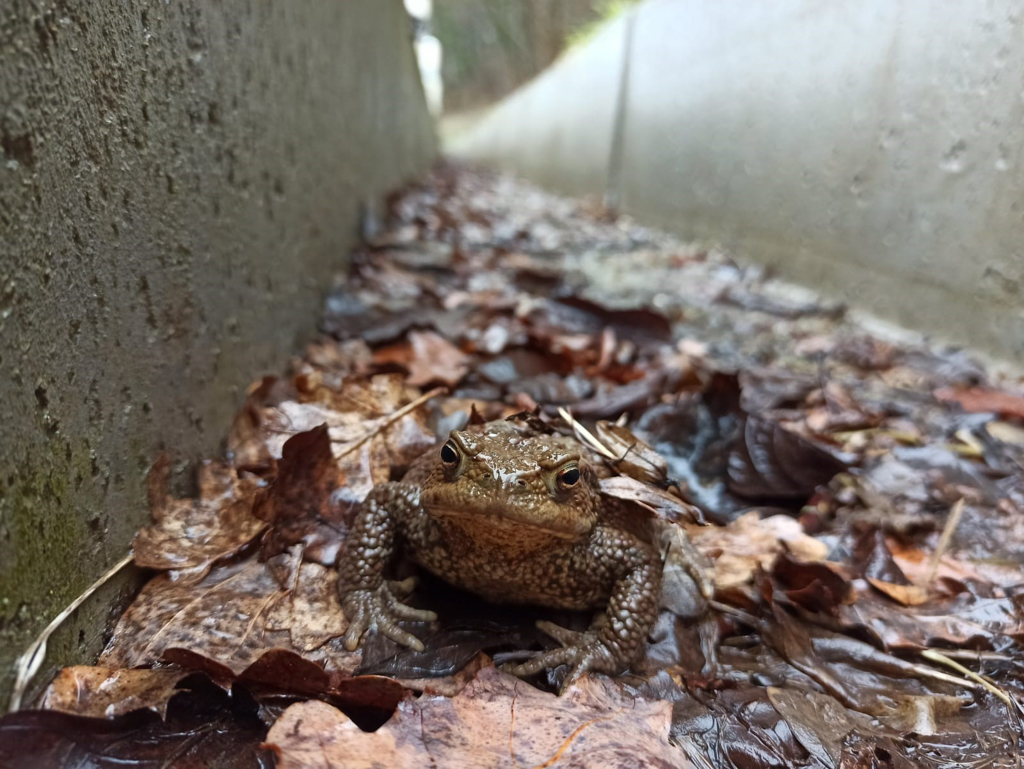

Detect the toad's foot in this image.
[503,620,624,694]
[341,579,437,652]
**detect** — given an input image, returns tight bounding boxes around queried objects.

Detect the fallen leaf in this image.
[729,416,850,501]
[852,529,914,585]
[265,558,349,652]
[98,556,359,675]
[0,690,272,768]
[265,666,685,769]
[227,375,293,472]
[985,419,1024,446]
[253,425,352,564]
[772,552,853,613]
[594,420,669,484]
[634,388,748,520]
[320,284,435,344]
[40,667,193,719]
[766,686,851,768]
[935,386,1024,420]
[839,589,1024,650]
[238,374,436,480]
[570,370,683,419]
[762,604,967,733]
[866,577,929,607]
[526,296,673,348]
[389,329,471,388]
[600,476,702,524]
[687,511,828,591]
[133,457,264,582]
[887,537,1024,589]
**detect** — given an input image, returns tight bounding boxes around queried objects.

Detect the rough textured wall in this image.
[452,0,1024,364]
[0,0,435,707]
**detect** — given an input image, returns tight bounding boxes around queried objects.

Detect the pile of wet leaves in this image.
[4,163,1024,768]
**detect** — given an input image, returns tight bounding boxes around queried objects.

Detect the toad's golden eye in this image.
[440,441,460,467]
[557,464,581,488]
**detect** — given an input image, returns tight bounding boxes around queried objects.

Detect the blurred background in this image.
[408,0,638,119]
[410,0,1024,367]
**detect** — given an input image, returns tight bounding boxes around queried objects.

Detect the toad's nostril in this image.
[517,479,527,487]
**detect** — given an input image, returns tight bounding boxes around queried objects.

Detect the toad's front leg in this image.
[504,528,662,692]
[338,482,437,652]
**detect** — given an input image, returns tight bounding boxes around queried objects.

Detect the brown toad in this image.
[337,419,662,690]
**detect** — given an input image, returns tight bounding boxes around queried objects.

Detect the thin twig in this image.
[557,407,618,460]
[905,661,981,690]
[937,650,1013,663]
[921,649,1015,708]
[331,386,446,457]
[922,498,965,586]
[708,600,762,628]
[10,552,134,712]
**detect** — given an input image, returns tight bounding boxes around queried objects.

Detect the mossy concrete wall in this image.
[0,0,435,707]
[453,0,1024,364]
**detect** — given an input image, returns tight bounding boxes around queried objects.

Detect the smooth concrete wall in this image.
[0,0,435,707]
[453,0,1024,364]
[454,16,627,198]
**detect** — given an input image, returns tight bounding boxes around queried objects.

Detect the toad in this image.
[337,419,662,690]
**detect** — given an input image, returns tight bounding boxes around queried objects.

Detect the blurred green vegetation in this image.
[433,0,639,114]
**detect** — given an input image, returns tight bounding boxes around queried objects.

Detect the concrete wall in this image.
[0,0,435,707]
[452,0,1024,364]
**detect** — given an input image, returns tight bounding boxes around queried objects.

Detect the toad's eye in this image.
[440,441,460,467]
[557,464,581,489]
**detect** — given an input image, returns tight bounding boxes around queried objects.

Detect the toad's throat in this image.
[424,504,579,540]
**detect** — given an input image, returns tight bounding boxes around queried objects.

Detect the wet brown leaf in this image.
[851,529,913,585]
[688,511,829,591]
[866,578,929,607]
[772,552,853,614]
[766,686,852,768]
[527,296,673,348]
[600,476,702,524]
[266,666,685,769]
[99,557,285,672]
[935,386,1024,420]
[40,667,192,719]
[99,555,359,675]
[375,329,470,388]
[265,557,349,652]
[570,370,684,419]
[133,457,264,581]
[729,416,850,501]
[227,375,293,472]
[253,425,351,563]
[838,589,1024,650]
[762,604,968,734]
[887,537,1024,590]
[237,374,435,479]
[0,690,273,768]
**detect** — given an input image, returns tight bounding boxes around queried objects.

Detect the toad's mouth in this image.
[423,505,579,540]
